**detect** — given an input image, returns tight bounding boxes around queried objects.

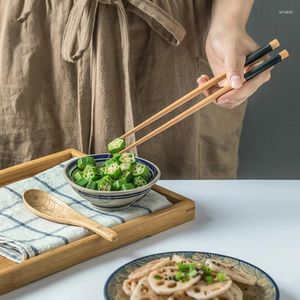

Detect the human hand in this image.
[198,27,271,109]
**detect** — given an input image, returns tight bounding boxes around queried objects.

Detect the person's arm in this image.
[198,0,271,109]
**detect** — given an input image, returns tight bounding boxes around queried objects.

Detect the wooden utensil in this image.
[23,189,118,242]
[121,45,288,153]
[120,39,280,141]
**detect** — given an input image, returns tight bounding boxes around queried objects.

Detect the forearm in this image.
[210,0,254,30]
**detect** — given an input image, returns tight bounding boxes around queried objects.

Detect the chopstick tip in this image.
[270,39,280,49]
[279,49,289,60]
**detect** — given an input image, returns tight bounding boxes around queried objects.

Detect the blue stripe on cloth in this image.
[19,240,39,256]
[0,245,20,261]
[0,212,69,244]
[53,182,68,190]
[18,227,68,243]
[3,186,23,197]
[33,176,125,223]
[17,212,101,243]
[1,216,39,233]
[1,186,23,205]
[0,198,19,213]
[132,204,152,214]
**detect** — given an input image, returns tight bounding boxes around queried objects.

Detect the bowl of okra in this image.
[63,138,161,210]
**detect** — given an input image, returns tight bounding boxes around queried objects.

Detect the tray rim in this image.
[0,149,195,295]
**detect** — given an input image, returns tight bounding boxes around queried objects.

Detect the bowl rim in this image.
[63,153,161,195]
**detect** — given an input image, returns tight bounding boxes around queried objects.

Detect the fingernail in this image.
[197,75,205,84]
[230,75,242,89]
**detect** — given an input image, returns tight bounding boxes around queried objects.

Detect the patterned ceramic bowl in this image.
[63,154,161,210]
[104,251,279,300]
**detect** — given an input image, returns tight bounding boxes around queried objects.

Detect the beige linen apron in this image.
[0,0,246,178]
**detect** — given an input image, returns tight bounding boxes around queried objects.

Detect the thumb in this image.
[225,50,245,89]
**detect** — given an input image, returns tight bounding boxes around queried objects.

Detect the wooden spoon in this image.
[23,189,118,242]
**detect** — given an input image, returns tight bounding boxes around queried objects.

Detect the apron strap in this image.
[17,0,36,23]
[126,0,186,46]
[61,0,186,63]
[61,0,98,63]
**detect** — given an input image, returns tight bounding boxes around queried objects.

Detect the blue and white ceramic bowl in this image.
[63,154,161,210]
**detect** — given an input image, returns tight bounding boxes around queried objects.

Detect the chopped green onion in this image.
[174,271,183,281]
[216,272,226,282]
[201,265,212,276]
[154,275,161,280]
[205,275,213,284]
[177,263,190,273]
[188,263,196,272]
[188,270,198,278]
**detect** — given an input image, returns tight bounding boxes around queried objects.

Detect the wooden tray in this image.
[0,149,195,295]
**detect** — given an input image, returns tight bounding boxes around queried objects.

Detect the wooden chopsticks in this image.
[120,39,288,153]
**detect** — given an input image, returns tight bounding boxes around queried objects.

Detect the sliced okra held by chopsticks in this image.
[108,138,126,154]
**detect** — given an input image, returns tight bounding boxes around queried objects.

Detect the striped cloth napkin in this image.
[0,160,171,263]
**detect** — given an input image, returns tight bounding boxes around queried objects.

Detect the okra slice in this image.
[112,178,127,191]
[76,177,89,187]
[133,176,147,187]
[103,157,118,166]
[72,170,84,182]
[122,170,133,182]
[97,175,114,191]
[86,180,98,190]
[83,165,100,181]
[113,153,121,161]
[104,162,122,179]
[77,156,96,170]
[119,162,134,172]
[119,152,136,164]
[107,138,126,154]
[121,183,134,190]
[132,163,150,180]
[98,166,106,177]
